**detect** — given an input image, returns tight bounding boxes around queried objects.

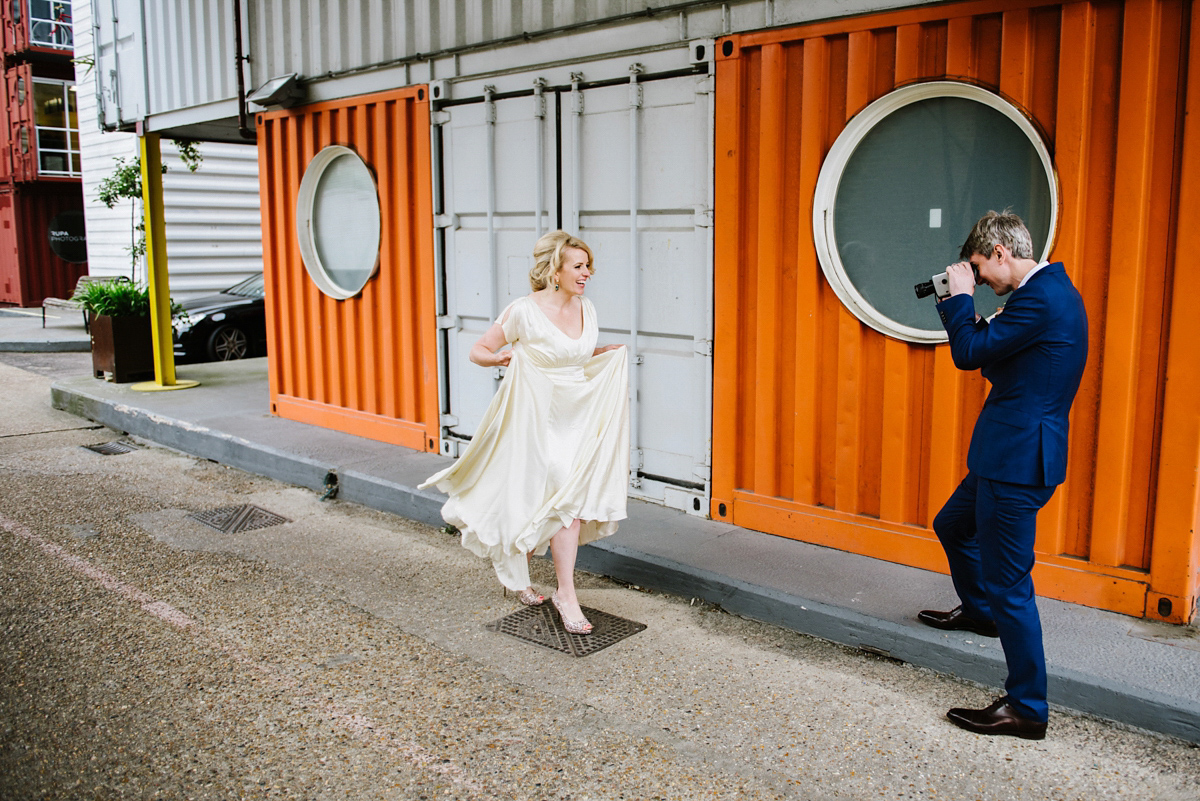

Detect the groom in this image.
[919,210,1088,740]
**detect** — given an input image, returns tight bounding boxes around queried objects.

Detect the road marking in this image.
[1,514,483,796]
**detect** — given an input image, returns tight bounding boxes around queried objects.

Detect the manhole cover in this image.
[188,505,290,534]
[83,441,137,455]
[487,603,646,657]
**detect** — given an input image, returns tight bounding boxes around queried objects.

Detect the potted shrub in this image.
[74,278,157,382]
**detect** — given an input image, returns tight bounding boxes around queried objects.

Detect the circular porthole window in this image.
[296,145,381,299]
[813,81,1058,343]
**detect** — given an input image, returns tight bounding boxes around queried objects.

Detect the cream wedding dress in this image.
[420,295,630,591]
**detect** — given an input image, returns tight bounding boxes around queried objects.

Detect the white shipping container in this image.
[75,0,263,301]
[436,48,714,512]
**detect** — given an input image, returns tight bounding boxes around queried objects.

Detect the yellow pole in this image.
[133,133,198,392]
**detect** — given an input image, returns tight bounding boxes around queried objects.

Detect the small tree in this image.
[95,141,203,280]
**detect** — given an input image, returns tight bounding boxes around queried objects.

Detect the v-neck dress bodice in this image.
[420,295,630,591]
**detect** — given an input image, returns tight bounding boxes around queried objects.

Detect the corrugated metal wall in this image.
[257,86,439,451]
[712,0,1200,621]
[0,182,87,305]
[88,0,929,132]
[142,1,240,115]
[75,0,263,300]
[5,63,36,182]
[244,0,655,81]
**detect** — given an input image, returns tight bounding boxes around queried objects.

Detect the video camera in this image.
[914,265,979,300]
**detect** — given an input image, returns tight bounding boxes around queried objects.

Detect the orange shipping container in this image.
[257,86,440,453]
[712,0,1200,622]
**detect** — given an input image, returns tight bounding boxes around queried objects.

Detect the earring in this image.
[554,280,560,291]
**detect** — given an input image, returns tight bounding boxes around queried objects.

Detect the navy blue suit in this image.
[933,262,1087,721]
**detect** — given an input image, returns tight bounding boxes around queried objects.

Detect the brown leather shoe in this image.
[918,605,999,637]
[947,697,1047,739]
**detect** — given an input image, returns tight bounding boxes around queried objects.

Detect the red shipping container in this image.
[6,64,37,183]
[2,0,74,60]
[0,180,87,307]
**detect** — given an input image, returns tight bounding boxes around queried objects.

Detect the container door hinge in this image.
[436,315,457,330]
[431,110,451,126]
[693,206,713,228]
[435,213,459,229]
[629,448,644,489]
[439,414,459,427]
[693,338,713,357]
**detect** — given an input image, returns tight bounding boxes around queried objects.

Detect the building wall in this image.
[711,0,1200,622]
[73,0,263,300]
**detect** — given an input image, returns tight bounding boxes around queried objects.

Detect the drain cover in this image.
[487,603,646,657]
[83,441,137,455]
[188,504,290,534]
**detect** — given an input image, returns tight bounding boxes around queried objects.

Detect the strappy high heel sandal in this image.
[551,590,593,635]
[504,586,545,606]
[517,587,545,606]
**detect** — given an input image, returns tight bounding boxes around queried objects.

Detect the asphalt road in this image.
[2,353,1198,800]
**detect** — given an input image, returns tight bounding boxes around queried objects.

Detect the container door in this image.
[434,65,714,515]
[6,64,36,181]
[91,0,147,129]
[435,88,555,449]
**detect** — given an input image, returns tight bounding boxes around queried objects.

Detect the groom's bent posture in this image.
[919,210,1088,740]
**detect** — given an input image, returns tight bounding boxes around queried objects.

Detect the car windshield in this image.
[225,273,265,298]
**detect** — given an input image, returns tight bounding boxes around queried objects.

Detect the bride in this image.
[421,231,629,634]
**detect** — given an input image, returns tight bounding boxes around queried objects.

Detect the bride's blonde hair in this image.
[529,230,594,291]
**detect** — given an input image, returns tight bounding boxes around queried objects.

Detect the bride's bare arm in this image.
[470,323,512,367]
[592,344,624,356]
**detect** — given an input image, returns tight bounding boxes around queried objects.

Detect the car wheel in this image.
[208,325,250,361]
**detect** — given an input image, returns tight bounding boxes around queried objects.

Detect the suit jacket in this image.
[937,263,1088,487]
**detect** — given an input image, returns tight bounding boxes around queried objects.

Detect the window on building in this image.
[28,1,73,49]
[813,82,1058,344]
[33,79,81,177]
[296,146,382,299]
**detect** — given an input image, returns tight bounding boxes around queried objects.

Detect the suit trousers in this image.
[933,472,1056,722]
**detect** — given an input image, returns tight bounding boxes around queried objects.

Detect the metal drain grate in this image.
[188,504,290,534]
[83,441,137,455]
[487,603,646,657]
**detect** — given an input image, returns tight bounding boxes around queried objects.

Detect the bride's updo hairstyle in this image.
[529,230,594,291]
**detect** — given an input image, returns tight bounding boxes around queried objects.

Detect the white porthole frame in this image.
[812,81,1059,344]
[295,145,382,300]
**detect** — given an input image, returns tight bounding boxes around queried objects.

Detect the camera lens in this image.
[914,281,935,299]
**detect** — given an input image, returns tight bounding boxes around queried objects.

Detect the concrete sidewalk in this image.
[0,307,91,352]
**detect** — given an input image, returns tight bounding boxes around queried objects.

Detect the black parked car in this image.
[173,273,267,363]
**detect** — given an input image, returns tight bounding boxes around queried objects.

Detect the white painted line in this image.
[1,514,483,796]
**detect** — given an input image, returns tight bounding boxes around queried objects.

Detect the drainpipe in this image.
[233,0,253,139]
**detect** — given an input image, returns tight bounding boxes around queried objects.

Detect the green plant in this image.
[73,279,151,318]
[95,141,204,278]
[71,279,187,320]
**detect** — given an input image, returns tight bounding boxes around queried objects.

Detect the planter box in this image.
[89,313,154,383]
